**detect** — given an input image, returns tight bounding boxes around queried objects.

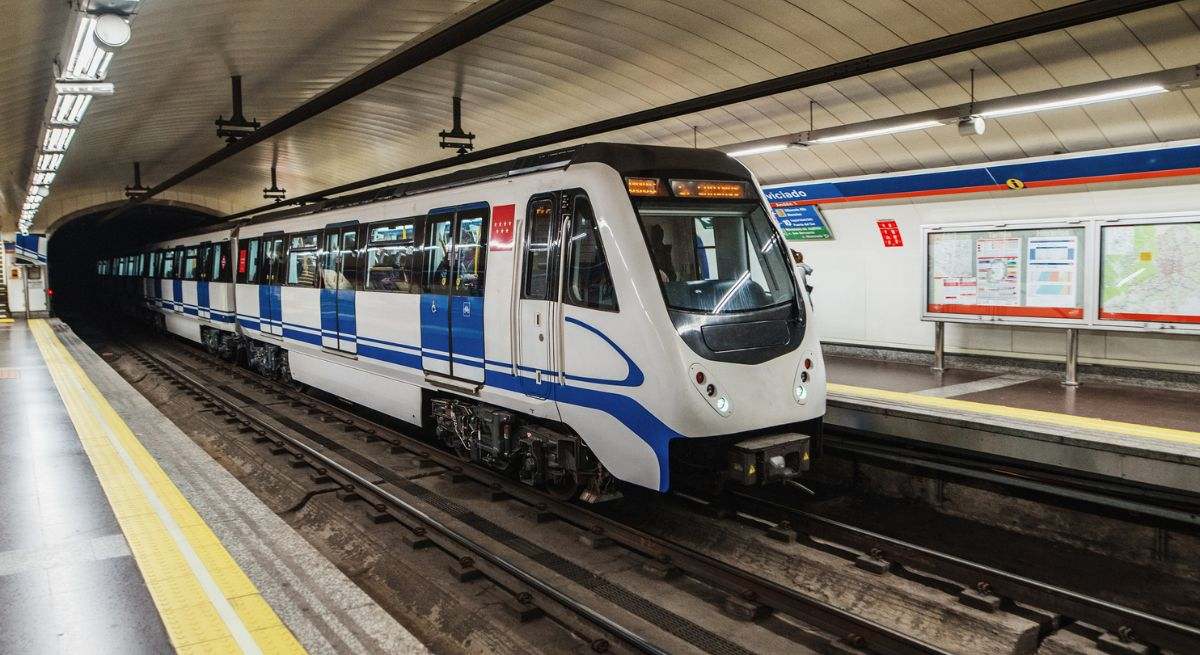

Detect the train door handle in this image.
[535,312,541,326]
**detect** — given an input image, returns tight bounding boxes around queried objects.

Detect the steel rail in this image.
[729,492,1200,655]
[134,337,950,655]
[216,0,1177,222]
[126,340,667,655]
[122,331,1200,654]
[822,436,1200,528]
[97,0,553,226]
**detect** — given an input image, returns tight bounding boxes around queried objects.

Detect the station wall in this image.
[798,180,1200,373]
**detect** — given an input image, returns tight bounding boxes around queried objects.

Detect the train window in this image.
[423,217,454,294]
[340,228,361,289]
[565,196,617,311]
[162,250,176,278]
[365,220,418,293]
[237,238,260,284]
[183,247,200,280]
[149,251,159,278]
[522,198,557,300]
[213,242,231,282]
[285,233,319,287]
[452,210,488,297]
[634,201,795,314]
[197,245,212,282]
[262,236,285,285]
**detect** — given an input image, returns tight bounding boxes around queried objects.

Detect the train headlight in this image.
[793,351,817,405]
[690,363,733,417]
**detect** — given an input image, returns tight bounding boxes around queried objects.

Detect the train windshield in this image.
[634,201,795,314]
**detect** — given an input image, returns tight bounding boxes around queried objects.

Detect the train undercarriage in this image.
[188,323,816,501]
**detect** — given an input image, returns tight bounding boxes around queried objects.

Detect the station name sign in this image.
[763,186,833,241]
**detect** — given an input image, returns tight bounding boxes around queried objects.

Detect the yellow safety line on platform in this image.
[29,320,305,655]
[828,382,1200,447]
[0,317,14,323]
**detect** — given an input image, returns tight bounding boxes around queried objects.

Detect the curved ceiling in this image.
[4,0,1200,233]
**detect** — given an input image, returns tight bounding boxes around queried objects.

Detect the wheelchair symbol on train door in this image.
[462,303,471,317]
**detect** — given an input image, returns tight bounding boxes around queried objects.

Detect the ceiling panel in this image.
[4,0,1200,233]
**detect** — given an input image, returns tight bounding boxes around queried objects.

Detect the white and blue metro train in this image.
[100,143,826,499]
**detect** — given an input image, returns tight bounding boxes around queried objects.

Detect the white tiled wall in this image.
[800,180,1200,372]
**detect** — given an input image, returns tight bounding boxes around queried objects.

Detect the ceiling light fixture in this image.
[36,153,64,172]
[42,127,76,152]
[977,84,1168,119]
[726,143,791,158]
[51,93,93,125]
[809,120,943,144]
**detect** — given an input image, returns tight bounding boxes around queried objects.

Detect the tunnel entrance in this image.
[48,204,221,319]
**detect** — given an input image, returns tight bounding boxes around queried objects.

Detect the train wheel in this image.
[545,473,581,501]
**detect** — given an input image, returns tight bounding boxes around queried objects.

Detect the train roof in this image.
[148,142,750,244]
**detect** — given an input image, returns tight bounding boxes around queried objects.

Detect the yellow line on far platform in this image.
[828,382,1200,447]
[29,319,306,654]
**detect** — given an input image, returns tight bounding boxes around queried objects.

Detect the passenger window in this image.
[340,229,361,289]
[365,220,418,293]
[453,210,487,297]
[198,246,211,281]
[423,217,454,294]
[183,247,199,280]
[522,198,556,300]
[565,196,617,311]
[237,238,260,284]
[286,233,319,287]
[162,250,176,278]
[262,237,284,284]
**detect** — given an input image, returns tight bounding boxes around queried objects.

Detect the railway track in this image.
[108,329,1200,655]
[115,333,951,655]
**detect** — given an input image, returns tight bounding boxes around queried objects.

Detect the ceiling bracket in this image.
[215,75,261,143]
[124,161,149,199]
[263,163,286,202]
[438,96,475,155]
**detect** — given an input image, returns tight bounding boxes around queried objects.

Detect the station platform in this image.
[0,318,424,654]
[823,349,1200,495]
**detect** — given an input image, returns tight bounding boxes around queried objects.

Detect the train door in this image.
[260,232,285,336]
[420,204,489,381]
[320,222,359,353]
[516,195,561,399]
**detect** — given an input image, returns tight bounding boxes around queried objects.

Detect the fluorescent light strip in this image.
[810,120,943,144]
[33,172,56,186]
[727,143,790,158]
[978,84,1168,118]
[52,93,92,125]
[43,127,76,152]
[55,81,114,95]
[37,153,64,172]
[66,16,98,78]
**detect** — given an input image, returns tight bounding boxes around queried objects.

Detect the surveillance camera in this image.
[958,116,985,137]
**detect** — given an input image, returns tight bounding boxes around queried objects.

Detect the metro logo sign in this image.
[489,204,516,251]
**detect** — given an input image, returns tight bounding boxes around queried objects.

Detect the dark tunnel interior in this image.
[48,204,220,318]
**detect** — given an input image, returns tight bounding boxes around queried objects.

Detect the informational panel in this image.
[926,226,1085,320]
[762,184,834,241]
[1099,221,1200,324]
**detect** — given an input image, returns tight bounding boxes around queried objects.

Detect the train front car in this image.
[517,144,825,499]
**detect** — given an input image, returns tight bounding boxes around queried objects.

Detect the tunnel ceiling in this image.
[5,0,1200,234]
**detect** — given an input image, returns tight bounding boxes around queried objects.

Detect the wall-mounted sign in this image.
[877,219,903,247]
[771,204,833,241]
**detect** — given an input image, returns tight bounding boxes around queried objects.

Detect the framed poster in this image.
[925,225,1085,322]
[1099,219,1200,325]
